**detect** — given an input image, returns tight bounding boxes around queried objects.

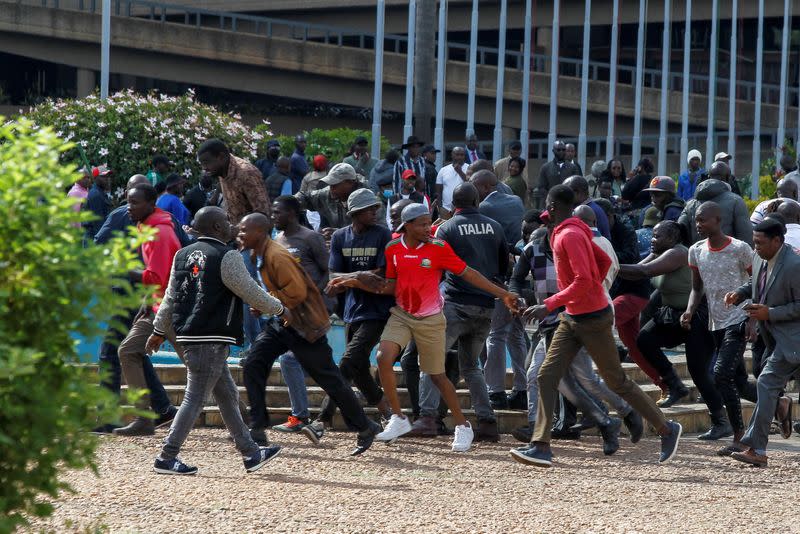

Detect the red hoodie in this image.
[139,207,181,312]
[543,217,612,316]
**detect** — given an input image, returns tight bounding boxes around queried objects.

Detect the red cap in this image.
[401,169,418,181]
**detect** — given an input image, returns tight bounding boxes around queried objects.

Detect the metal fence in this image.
[21,0,796,105]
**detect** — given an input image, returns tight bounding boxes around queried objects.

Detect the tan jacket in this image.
[254,239,330,342]
[219,155,269,225]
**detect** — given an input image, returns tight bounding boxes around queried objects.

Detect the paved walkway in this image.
[26,429,800,533]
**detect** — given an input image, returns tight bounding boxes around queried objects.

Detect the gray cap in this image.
[321,162,357,185]
[397,203,430,231]
[346,188,381,216]
[590,160,606,178]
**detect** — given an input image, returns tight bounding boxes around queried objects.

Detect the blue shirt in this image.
[329,224,395,323]
[85,184,112,239]
[677,168,705,200]
[94,204,193,247]
[586,199,611,241]
[290,150,308,192]
[156,193,192,226]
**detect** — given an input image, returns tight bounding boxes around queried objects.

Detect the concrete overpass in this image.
[2,1,790,140]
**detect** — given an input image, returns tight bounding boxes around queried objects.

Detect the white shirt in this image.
[785,223,800,253]
[435,163,469,210]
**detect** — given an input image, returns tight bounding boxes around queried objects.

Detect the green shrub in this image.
[24,89,264,200]
[0,118,148,532]
[258,127,391,164]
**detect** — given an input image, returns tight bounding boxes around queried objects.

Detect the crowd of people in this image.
[69,131,800,474]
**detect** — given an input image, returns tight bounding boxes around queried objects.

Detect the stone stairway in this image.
[112,349,799,437]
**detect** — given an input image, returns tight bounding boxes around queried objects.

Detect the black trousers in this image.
[242,319,370,432]
[712,323,757,432]
[318,319,386,423]
[637,303,724,413]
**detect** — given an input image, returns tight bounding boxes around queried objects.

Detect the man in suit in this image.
[535,140,581,209]
[465,134,486,165]
[471,170,527,410]
[725,217,800,467]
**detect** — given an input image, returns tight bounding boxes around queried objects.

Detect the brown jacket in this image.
[254,239,330,342]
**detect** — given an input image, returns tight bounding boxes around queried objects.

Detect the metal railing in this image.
[19,0,797,105]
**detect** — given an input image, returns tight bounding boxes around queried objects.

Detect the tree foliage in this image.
[0,118,148,532]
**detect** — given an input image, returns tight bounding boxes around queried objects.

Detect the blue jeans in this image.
[485,300,528,393]
[279,352,310,419]
[98,310,171,415]
[241,249,264,347]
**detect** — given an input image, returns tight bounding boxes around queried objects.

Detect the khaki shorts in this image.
[380,306,447,375]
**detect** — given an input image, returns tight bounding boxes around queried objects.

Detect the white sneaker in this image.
[451,422,474,452]
[375,414,412,442]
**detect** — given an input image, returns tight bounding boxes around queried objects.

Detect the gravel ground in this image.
[23,428,800,534]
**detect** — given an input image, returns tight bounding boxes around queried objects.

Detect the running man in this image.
[329,203,520,452]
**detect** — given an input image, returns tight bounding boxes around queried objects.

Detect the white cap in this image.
[687,149,702,165]
[714,151,732,162]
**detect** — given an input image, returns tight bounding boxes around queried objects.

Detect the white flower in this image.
[99,147,109,156]
[68,121,77,127]
[115,132,124,139]
[97,122,106,128]
[131,142,140,150]
[79,140,88,147]
[183,168,192,177]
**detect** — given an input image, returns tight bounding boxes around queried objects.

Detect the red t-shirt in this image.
[385,236,468,317]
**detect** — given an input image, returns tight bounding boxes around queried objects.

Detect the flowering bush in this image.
[25,89,268,200]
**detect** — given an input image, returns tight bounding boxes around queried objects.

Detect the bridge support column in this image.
[76,68,95,97]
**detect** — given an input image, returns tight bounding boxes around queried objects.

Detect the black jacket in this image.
[610,219,652,300]
[170,239,243,345]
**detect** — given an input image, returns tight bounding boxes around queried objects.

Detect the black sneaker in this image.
[599,417,621,456]
[301,421,325,445]
[551,427,581,440]
[154,406,179,429]
[659,420,682,463]
[509,445,553,467]
[244,446,282,473]
[511,425,533,444]
[489,392,509,410]
[623,410,644,444]
[153,457,198,476]
[506,390,528,410]
[351,420,382,456]
[90,424,118,435]
[250,427,269,446]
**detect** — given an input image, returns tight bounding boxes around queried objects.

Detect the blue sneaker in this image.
[659,420,683,463]
[244,445,282,473]
[509,445,553,467]
[153,457,198,476]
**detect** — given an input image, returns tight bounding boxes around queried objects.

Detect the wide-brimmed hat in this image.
[642,176,676,194]
[396,203,430,231]
[642,206,661,227]
[346,188,382,216]
[401,135,426,149]
[321,163,357,185]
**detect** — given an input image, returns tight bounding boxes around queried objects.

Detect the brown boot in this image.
[407,415,437,437]
[113,416,155,436]
[474,419,499,442]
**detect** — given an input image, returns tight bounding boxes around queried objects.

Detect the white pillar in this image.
[546,0,561,151]
[751,0,764,200]
[434,0,448,169]
[680,0,692,170]
[100,0,111,100]
[577,0,591,173]
[705,0,719,165]
[403,0,416,142]
[631,0,647,166]
[520,0,533,157]
[371,0,385,160]
[658,0,672,175]
[465,0,479,137]
[727,0,737,174]
[605,0,620,161]
[492,0,509,162]
[776,0,790,157]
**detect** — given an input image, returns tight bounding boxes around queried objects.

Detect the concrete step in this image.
[128,396,800,437]
[122,379,706,409]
